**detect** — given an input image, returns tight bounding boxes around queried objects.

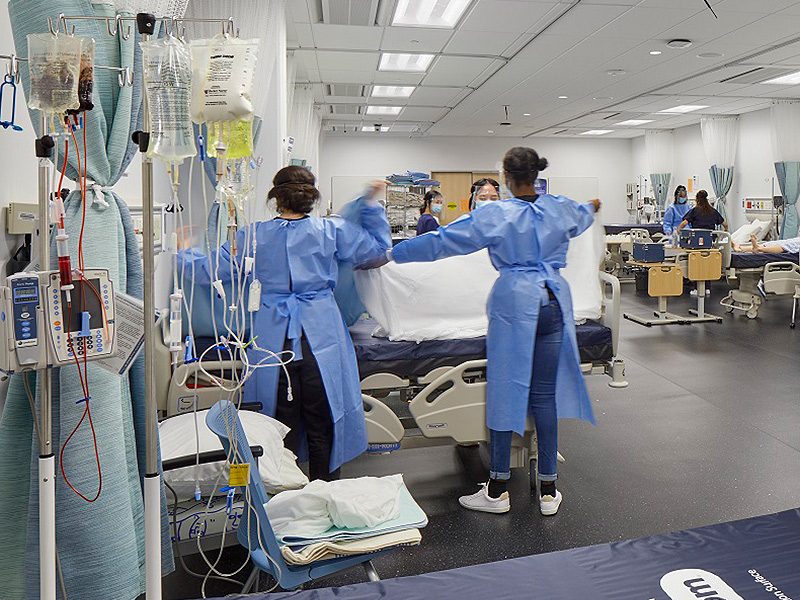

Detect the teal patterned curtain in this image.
[774,161,800,239]
[709,165,734,221]
[650,173,671,213]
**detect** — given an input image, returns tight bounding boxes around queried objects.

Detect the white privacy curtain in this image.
[288,83,322,172]
[771,101,800,238]
[701,116,739,221]
[646,130,674,213]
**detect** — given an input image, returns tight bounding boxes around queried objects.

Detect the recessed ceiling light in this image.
[371,85,415,98]
[558,95,568,99]
[649,50,662,56]
[487,130,494,133]
[593,96,613,100]
[657,105,709,114]
[606,69,626,76]
[379,53,435,72]
[523,113,531,116]
[361,126,390,132]
[697,52,724,59]
[366,105,403,115]
[761,71,800,85]
[392,0,472,29]
[616,119,655,126]
[581,130,613,136]
[667,39,692,49]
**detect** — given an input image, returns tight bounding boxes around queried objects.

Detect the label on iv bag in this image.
[228,463,250,487]
[96,292,145,376]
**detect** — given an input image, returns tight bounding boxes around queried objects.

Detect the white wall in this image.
[320,135,635,223]
[631,109,778,231]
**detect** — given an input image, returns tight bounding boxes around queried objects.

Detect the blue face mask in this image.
[477,199,492,208]
[431,203,442,215]
[676,197,687,204]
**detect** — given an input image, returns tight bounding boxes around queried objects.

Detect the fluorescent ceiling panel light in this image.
[371,85,415,98]
[379,53,435,72]
[761,71,800,85]
[362,126,390,132]
[366,105,403,115]
[581,130,613,136]
[392,0,472,28]
[558,95,568,99]
[616,119,654,126]
[649,50,662,55]
[657,105,708,114]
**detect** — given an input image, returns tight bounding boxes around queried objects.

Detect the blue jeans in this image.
[489,297,563,482]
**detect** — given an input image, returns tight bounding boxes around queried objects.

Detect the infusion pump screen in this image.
[13,287,38,303]
[62,279,103,333]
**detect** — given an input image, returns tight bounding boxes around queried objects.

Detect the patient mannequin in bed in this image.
[733,234,800,253]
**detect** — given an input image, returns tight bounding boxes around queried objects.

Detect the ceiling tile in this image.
[543,4,633,38]
[310,24,383,50]
[408,87,463,106]
[400,107,449,121]
[459,1,559,33]
[316,51,379,71]
[444,30,523,56]
[372,71,427,85]
[381,27,454,52]
[424,56,497,87]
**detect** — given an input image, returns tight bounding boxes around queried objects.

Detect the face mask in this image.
[431,203,442,214]
[676,197,687,204]
[477,199,492,208]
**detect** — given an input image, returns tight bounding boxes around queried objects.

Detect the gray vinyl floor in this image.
[160,282,800,599]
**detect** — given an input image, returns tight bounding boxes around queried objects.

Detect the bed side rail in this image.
[712,230,732,269]
[763,261,800,295]
[598,271,621,357]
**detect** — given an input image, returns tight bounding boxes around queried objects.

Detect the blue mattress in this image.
[208,508,800,600]
[729,251,798,269]
[605,223,662,235]
[349,318,612,378]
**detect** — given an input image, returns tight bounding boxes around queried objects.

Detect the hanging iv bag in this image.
[68,37,95,114]
[141,36,196,165]
[190,35,258,124]
[27,33,84,115]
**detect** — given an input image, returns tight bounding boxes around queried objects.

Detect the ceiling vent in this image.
[328,105,364,115]
[326,84,366,97]
[602,112,622,120]
[720,67,797,85]
[320,0,379,26]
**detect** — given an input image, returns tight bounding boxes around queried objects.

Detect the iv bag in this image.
[190,36,258,124]
[27,33,83,114]
[206,120,254,160]
[141,37,196,165]
[68,37,95,114]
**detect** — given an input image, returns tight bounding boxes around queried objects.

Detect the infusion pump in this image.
[0,269,117,374]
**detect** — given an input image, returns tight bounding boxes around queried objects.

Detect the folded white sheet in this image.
[279,529,422,565]
[159,409,309,501]
[355,217,605,342]
[265,475,405,539]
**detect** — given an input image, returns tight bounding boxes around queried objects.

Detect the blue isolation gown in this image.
[662,202,691,235]
[392,196,597,435]
[179,202,391,471]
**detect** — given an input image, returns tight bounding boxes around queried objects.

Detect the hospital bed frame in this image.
[157,272,625,489]
[714,231,800,320]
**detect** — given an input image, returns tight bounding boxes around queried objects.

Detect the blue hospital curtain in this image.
[775,161,800,239]
[709,164,734,222]
[0,1,173,599]
[650,173,671,213]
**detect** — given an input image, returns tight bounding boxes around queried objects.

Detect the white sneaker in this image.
[540,490,563,516]
[458,483,510,514]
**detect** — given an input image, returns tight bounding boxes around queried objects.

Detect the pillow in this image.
[731,219,770,245]
[160,409,308,501]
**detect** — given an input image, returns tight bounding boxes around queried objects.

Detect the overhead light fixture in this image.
[366,105,403,115]
[379,53,435,72]
[649,50,662,55]
[616,119,654,126]
[697,52,724,59]
[362,125,390,132]
[761,71,800,85]
[487,130,494,133]
[392,0,472,29]
[667,39,692,49]
[581,130,613,136]
[371,85,415,98]
[558,95,568,99]
[657,105,709,114]
[523,113,531,116]
[606,69,626,76]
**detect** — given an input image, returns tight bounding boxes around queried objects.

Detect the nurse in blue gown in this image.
[662,185,690,236]
[386,147,601,515]
[181,166,391,480]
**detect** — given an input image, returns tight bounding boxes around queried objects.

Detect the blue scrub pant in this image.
[489,298,563,483]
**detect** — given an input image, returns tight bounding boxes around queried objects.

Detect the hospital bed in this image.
[713,231,800,319]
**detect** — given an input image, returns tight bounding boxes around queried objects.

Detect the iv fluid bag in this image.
[68,37,95,114]
[190,36,258,124]
[141,37,196,165]
[206,120,254,160]
[27,33,83,114]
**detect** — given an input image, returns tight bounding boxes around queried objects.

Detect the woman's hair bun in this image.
[268,165,321,214]
[537,157,548,172]
[503,147,548,185]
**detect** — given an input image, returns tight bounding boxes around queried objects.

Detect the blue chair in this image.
[205,400,396,592]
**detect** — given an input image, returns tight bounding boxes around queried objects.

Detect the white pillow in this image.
[731,219,770,245]
[753,219,771,241]
[159,409,308,501]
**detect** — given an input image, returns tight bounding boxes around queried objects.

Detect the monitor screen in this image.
[61,279,103,333]
[13,286,38,303]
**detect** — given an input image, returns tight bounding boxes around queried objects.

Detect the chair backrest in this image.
[205,401,289,577]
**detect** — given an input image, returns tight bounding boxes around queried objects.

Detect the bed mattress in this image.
[349,318,613,379]
[604,223,662,235]
[729,251,798,269]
